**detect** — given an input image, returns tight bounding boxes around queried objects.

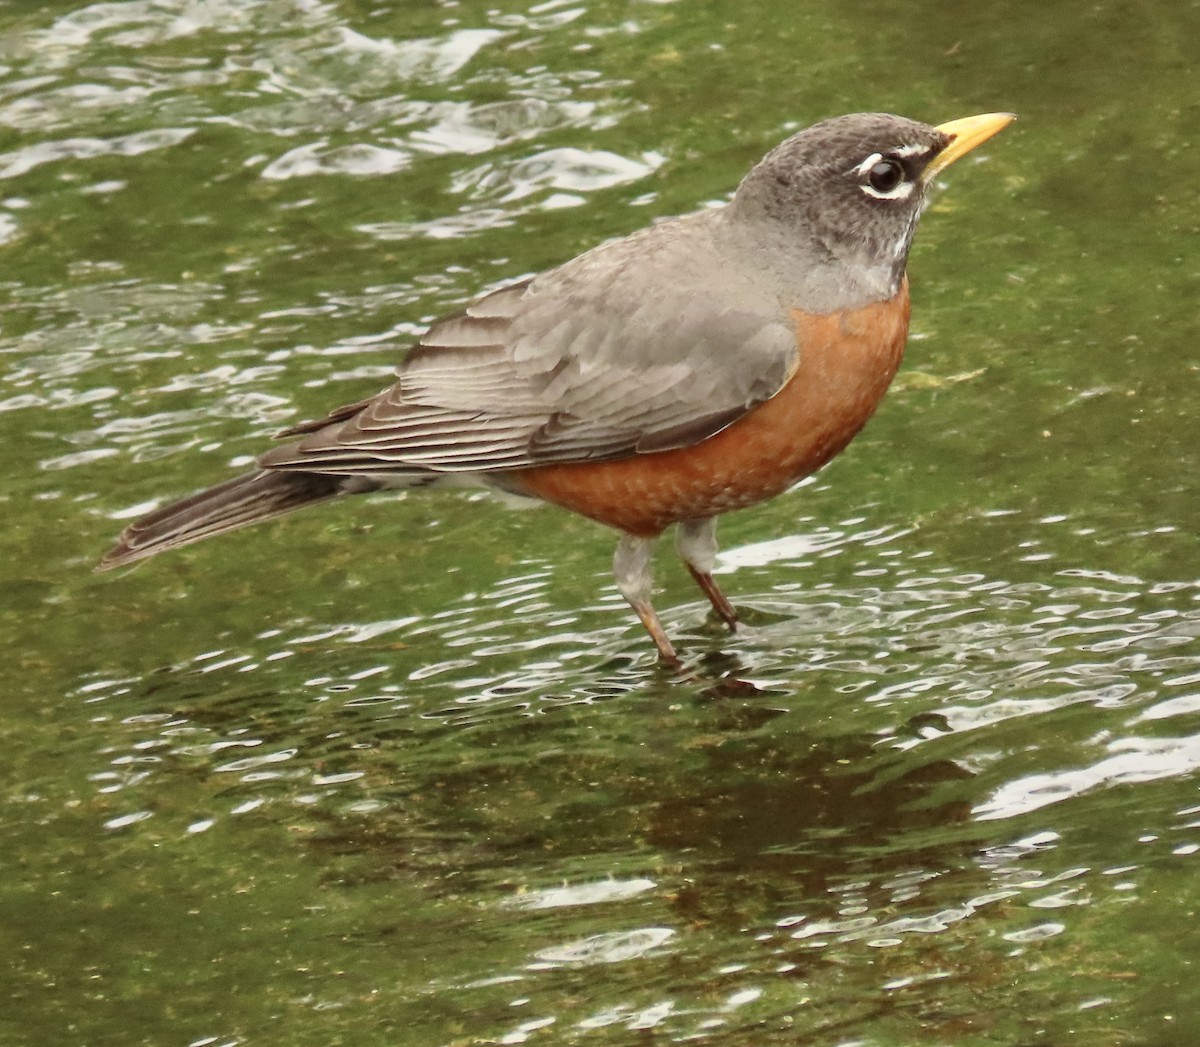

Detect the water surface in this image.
[3,1,1199,1044]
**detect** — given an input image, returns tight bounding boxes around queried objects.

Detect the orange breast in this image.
[509,284,911,536]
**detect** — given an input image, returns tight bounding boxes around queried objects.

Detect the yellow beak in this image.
[924,112,1016,182]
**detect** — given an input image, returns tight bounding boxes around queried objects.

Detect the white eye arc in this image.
[849,152,883,178]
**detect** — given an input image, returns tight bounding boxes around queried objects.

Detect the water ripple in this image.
[0,126,194,179]
[5,0,1198,1043]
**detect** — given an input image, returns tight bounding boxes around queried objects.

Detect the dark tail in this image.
[97,469,382,571]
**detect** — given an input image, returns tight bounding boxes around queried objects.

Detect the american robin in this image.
[99,111,1013,665]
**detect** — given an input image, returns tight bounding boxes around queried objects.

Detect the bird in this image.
[99,111,1014,665]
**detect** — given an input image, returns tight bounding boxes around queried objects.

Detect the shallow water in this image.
[3,0,1199,1044]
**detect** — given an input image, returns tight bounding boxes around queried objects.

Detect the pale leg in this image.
[613,533,678,664]
[676,517,738,630]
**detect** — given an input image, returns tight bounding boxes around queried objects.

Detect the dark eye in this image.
[867,158,905,193]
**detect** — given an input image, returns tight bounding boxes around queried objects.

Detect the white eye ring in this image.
[849,153,915,201]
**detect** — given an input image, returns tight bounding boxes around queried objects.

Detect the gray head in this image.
[723,112,1013,311]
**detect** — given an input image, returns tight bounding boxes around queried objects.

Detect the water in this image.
[3,0,1199,1044]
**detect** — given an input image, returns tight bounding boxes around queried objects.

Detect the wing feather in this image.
[260,212,798,476]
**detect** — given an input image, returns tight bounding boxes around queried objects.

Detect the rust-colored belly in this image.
[510,286,911,536]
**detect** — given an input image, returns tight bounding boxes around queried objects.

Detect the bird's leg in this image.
[613,533,679,665]
[676,517,738,631]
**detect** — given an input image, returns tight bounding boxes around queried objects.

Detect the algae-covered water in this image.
[3,1,1199,1044]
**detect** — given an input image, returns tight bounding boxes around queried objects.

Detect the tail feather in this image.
[97,469,381,571]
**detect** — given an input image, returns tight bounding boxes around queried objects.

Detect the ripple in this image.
[0,81,158,134]
[329,26,507,83]
[3,1,1196,1044]
[975,733,1200,820]
[1002,921,1066,943]
[261,140,413,180]
[409,98,604,156]
[102,810,154,831]
[358,144,663,241]
[0,127,194,179]
[25,0,331,60]
[502,878,657,911]
[452,146,664,203]
[530,927,675,967]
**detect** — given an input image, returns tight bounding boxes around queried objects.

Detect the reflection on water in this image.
[63,523,1200,1038]
[75,520,1200,833]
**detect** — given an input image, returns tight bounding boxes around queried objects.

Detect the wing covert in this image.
[262,212,799,475]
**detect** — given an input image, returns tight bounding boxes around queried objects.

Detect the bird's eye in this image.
[867,159,905,194]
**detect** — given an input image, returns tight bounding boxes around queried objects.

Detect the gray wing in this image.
[261,211,798,476]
